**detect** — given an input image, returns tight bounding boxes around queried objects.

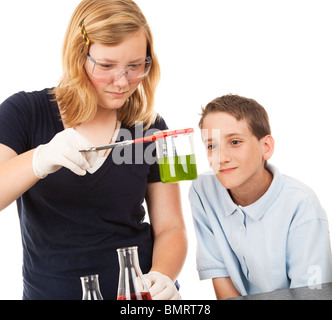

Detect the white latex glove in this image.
[143,271,182,300]
[32,128,98,179]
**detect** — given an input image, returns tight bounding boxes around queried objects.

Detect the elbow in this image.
[0,201,7,212]
[0,203,9,212]
[0,198,14,212]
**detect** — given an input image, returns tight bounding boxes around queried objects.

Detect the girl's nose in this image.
[113,71,130,86]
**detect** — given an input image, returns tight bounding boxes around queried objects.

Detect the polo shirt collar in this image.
[217,164,283,221]
[214,179,238,216]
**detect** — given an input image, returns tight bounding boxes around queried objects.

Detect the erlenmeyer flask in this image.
[116,246,152,300]
[80,274,104,300]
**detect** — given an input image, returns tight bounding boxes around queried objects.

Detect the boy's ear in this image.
[262,135,274,161]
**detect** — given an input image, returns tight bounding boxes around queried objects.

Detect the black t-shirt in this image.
[0,89,167,300]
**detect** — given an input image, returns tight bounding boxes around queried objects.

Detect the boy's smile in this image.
[219,167,237,174]
[202,112,274,206]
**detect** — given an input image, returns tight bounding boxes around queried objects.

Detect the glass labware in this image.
[154,128,198,183]
[80,274,104,300]
[116,246,152,300]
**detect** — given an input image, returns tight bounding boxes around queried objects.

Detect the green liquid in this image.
[158,154,198,183]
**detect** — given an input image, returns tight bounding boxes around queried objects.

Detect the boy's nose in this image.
[218,146,231,164]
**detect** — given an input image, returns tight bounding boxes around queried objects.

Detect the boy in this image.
[189,94,332,299]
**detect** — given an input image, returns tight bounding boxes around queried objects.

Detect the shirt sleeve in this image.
[0,92,32,154]
[287,196,332,288]
[189,182,230,280]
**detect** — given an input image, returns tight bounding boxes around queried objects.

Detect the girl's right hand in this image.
[32,128,98,179]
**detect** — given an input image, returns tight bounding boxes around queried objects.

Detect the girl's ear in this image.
[262,135,274,161]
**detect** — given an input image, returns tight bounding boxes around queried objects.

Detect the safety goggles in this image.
[86,54,152,83]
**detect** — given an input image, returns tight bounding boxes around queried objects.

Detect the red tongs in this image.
[79,128,193,152]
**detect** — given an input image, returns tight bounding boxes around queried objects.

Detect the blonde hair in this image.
[51,0,160,129]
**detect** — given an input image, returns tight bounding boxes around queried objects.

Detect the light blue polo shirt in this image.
[189,164,332,295]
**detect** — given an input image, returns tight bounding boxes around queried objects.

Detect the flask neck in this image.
[117,246,138,269]
[80,274,103,300]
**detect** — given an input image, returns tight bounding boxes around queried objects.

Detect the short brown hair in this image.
[199,94,271,140]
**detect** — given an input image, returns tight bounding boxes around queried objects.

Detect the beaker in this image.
[154,128,198,183]
[80,274,104,300]
[116,246,152,300]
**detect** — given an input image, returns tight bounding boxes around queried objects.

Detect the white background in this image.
[0,0,331,300]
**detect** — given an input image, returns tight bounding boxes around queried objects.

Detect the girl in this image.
[0,0,187,300]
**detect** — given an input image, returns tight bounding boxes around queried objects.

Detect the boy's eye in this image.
[207,144,216,150]
[230,140,241,145]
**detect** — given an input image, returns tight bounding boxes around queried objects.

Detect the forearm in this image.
[150,226,188,282]
[0,149,39,211]
[146,182,187,282]
[212,277,241,300]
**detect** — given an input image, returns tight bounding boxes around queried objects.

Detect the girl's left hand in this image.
[143,271,182,300]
